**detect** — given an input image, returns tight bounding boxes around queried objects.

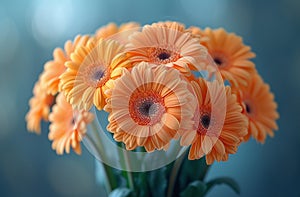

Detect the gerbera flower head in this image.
[151,21,186,32]
[186,26,210,41]
[60,38,132,111]
[104,62,196,152]
[48,93,94,155]
[26,78,54,134]
[196,28,256,88]
[95,23,118,39]
[238,74,279,143]
[40,35,90,95]
[126,24,209,76]
[95,22,140,40]
[180,78,248,164]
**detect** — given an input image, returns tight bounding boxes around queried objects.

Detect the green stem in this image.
[167,152,187,197]
[117,143,135,191]
[199,157,211,181]
[103,163,117,191]
[123,149,135,191]
[85,134,112,193]
[86,121,118,193]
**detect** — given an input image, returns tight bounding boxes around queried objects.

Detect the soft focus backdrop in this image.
[0,0,299,196]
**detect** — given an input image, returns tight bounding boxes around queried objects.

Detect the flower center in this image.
[196,109,211,135]
[158,52,171,60]
[201,114,211,129]
[139,101,157,116]
[148,47,180,64]
[213,57,223,66]
[243,101,253,116]
[83,65,110,88]
[212,51,228,68]
[129,89,165,126]
[71,117,75,125]
[92,69,105,81]
[245,103,251,114]
[70,111,79,129]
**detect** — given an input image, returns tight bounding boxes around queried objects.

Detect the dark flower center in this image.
[129,89,166,126]
[71,113,78,125]
[139,101,157,116]
[213,57,223,66]
[245,103,251,114]
[201,114,211,129]
[84,65,110,88]
[158,52,171,60]
[93,69,105,81]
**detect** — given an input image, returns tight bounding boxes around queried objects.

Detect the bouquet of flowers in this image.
[26,21,279,196]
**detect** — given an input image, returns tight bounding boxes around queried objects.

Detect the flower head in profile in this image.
[26,78,54,134]
[151,21,186,32]
[48,93,94,155]
[181,78,248,164]
[237,74,279,143]
[126,24,209,76]
[60,38,132,111]
[104,62,196,152]
[40,35,90,95]
[194,28,256,88]
[186,26,210,41]
[95,22,140,40]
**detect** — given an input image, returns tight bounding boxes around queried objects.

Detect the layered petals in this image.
[40,35,90,95]
[48,93,94,155]
[60,38,132,110]
[25,78,54,134]
[238,74,279,143]
[191,28,256,88]
[126,23,209,76]
[104,62,196,152]
[181,78,248,164]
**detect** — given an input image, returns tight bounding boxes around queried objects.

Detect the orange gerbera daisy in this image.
[238,74,279,143]
[151,21,186,32]
[196,28,256,88]
[186,26,209,41]
[104,62,196,152]
[180,78,248,164]
[95,22,140,40]
[48,93,94,155]
[26,78,54,134]
[60,38,131,111]
[126,24,209,76]
[40,35,90,95]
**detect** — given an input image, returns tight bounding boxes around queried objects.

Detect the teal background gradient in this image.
[0,0,299,196]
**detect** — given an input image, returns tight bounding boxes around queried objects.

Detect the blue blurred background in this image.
[0,0,299,196]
